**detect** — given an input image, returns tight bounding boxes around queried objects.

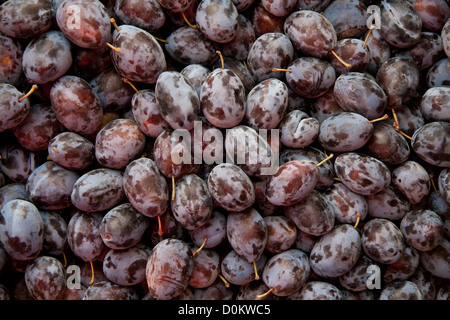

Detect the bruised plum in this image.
[279,110,320,149]
[400,210,444,252]
[145,238,194,300]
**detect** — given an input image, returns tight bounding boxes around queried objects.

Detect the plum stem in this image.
[152,35,168,43]
[429,173,439,195]
[157,215,164,237]
[192,237,208,256]
[105,42,121,53]
[272,68,292,73]
[353,212,361,229]
[317,153,334,167]
[89,260,95,285]
[331,50,351,68]
[122,78,140,95]
[253,261,260,280]
[218,274,230,288]
[18,84,38,102]
[256,287,274,299]
[52,146,60,153]
[334,177,341,182]
[181,11,198,29]
[369,114,389,124]
[110,18,120,32]
[62,252,67,268]
[172,174,176,201]
[216,51,224,70]
[363,25,374,49]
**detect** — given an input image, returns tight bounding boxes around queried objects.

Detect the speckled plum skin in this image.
[367,186,410,221]
[103,243,151,286]
[189,246,220,288]
[318,112,373,152]
[279,110,319,149]
[294,281,342,300]
[100,203,150,250]
[196,0,239,43]
[333,72,387,120]
[310,224,361,278]
[400,210,444,252]
[420,86,450,122]
[411,121,450,168]
[189,210,227,249]
[383,246,420,283]
[439,168,450,203]
[165,27,218,66]
[146,238,194,300]
[284,190,335,236]
[114,0,166,33]
[362,218,405,264]
[0,34,23,86]
[264,215,297,253]
[40,211,67,256]
[245,78,288,130]
[220,14,255,61]
[443,18,450,58]
[334,152,391,196]
[419,237,450,279]
[379,0,422,49]
[122,158,169,218]
[83,281,139,300]
[0,140,41,184]
[339,255,376,292]
[200,68,246,129]
[24,256,66,300]
[111,25,166,84]
[156,71,200,131]
[323,182,368,225]
[379,281,423,300]
[227,208,267,263]
[50,75,103,136]
[247,32,295,83]
[262,249,310,296]
[392,161,431,204]
[0,199,44,261]
[0,183,28,211]
[95,119,146,169]
[286,57,336,99]
[207,163,255,212]
[330,38,370,75]
[71,168,124,213]
[26,161,80,210]
[260,0,297,17]
[48,132,95,171]
[284,10,337,59]
[0,0,53,39]
[157,0,194,12]
[57,0,111,49]
[0,84,30,133]
[67,211,104,262]
[172,174,212,231]
[220,250,265,286]
[266,160,319,206]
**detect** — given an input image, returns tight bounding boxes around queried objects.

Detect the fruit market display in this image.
[0,0,449,301]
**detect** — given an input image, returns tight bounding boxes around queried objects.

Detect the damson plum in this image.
[260,0,297,17]
[427,58,450,86]
[364,28,391,75]
[294,281,342,300]
[180,64,211,97]
[123,158,169,218]
[410,266,437,300]
[220,14,256,61]
[322,0,368,39]
[83,281,139,300]
[165,27,218,67]
[334,152,391,196]
[339,255,376,292]
[0,199,44,261]
[100,203,150,250]
[439,168,450,203]
[71,45,112,80]
[156,0,194,12]
[247,32,295,83]
[196,0,239,43]
[379,0,422,48]
[376,57,420,108]
[393,102,426,136]
[220,250,265,285]
[264,216,297,253]
[279,110,319,149]
[50,75,103,136]
[207,163,255,212]
[310,224,361,278]
[68,211,104,262]
[0,34,23,86]
[212,57,255,95]
[156,71,200,131]
[24,256,66,300]
[366,186,410,221]
[103,243,151,286]
[266,160,319,206]
[318,112,374,152]
[250,2,285,37]
[400,210,444,252]
[322,182,368,225]
[200,67,246,129]
[114,0,166,33]
[227,208,267,264]
[419,86,450,122]
[145,238,194,300]
[192,278,234,300]
[411,121,450,167]
[0,0,53,39]
[284,10,337,59]
[409,0,450,32]
[236,281,277,300]
[284,190,335,237]
[189,210,227,249]
[261,249,310,296]
[333,72,387,120]
[57,0,111,49]
[71,168,124,213]
[48,132,95,171]
[383,246,420,283]
[362,218,405,264]
[443,18,450,58]
[310,89,343,124]
[0,183,28,211]
[285,57,336,99]
[39,210,67,256]
[95,119,146,169]
[392,161,431,204]
[329,38,370,75]
[379,281,423,300]
[245,78,288,130]
[0,139,41,183]
[26,161,80,210]
[22,31,72,85]
[419,238,450,279]
[111,24,166,84]
[0,84,30,133]
[171,174,212,230]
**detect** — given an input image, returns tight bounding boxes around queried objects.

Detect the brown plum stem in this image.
[172,174,176,201]
[157,215,163,237]
[110,18,120,32]
[122,78,140,95]
[317,153,334,167]
[216,51,224,70]
[52,146,60,153]
[331,50,351,68]
[353,212,361,229]
[218,274,230,288]
[193,237,208,256]
[181,11,198,29]
[430,173,439,195]
[18,84,38,102]
[256,287,274,299]
[89,260,95,285]
[62,251,67,268]
[272,68,292,73]
[105,42,121,53]
[369,114,389,124]
[253,261,260,280]
[152,35,168,44]
[363,25,374,49]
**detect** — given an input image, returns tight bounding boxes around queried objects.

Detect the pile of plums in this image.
[0,0,449,300]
